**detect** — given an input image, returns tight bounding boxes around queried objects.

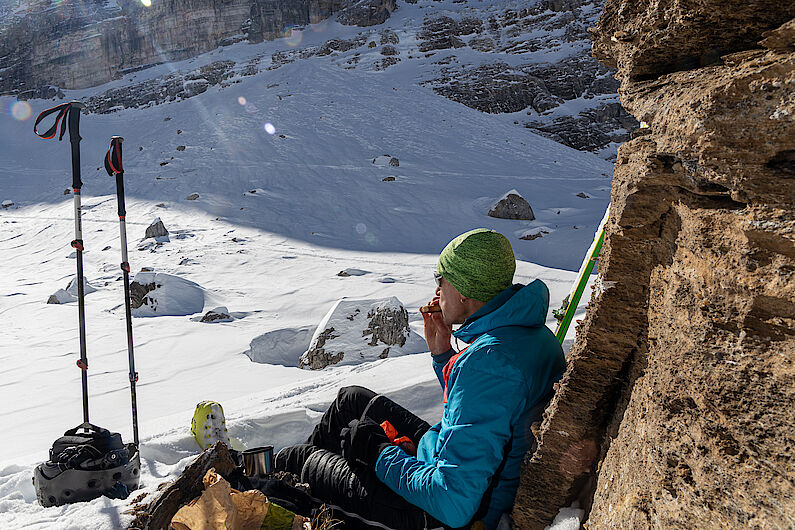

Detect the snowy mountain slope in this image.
[0,0,607,527]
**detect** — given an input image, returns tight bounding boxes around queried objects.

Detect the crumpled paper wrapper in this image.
[171,468,308,530]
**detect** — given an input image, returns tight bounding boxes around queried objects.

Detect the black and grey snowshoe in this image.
[33,423,140,507]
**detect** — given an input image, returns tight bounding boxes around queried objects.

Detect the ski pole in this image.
[34,101,91,426]
[105,136,140,446]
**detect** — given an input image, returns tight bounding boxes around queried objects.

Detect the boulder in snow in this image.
[2,200,14,209]
[186,193,200,201]
[47,277,97,304]
[47,289,74,304]
[372,155,398,167]
[299,297,426,370]
[337,268,369,277]
[488,190,535,220]
[200,306,233,323]
[145,217,169,239]
[130,272,204,317]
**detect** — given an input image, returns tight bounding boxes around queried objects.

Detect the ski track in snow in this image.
[0,0,606,526]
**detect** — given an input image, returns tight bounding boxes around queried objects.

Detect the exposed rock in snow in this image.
[337,268,369,277]
[520,227,551,240]
[299,297,426,369]
[47,289,74,304]
[185,193,200,201]
[199,306,233,323]
[129,272,204,317]
[488,190,535,220]
[244,326,315,367]
[145,217,169,239]
[337,0,396,27]
[46,277,97,304]
[372,155,397,167]
[1,200,14,209]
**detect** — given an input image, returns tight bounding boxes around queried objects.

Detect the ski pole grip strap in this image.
[33,102,71,140]
[105,137,123,176]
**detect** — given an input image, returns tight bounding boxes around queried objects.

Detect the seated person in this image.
[275,228,566,529]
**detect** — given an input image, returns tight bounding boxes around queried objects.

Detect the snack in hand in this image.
[419,304,442,314]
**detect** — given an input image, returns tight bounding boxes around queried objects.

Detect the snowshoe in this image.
[33,423,140,507]
[191,401,232,450]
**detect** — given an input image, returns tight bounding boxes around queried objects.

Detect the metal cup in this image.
[242,446,274,477]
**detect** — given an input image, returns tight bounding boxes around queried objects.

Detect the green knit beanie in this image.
[437,228,515,302]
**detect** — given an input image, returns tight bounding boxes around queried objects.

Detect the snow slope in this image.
[0,0,607,527]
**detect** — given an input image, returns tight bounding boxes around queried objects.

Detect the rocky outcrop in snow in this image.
[513,3,795,528]
[299,297,425,370]
[130,272,204,316]
[144,218,169,240]
[422,2,638,155]
[488,190,535,220]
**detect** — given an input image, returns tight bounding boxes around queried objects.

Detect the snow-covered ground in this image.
[0,1,609,527]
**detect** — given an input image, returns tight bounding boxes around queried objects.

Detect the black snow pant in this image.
[274,386,442,530]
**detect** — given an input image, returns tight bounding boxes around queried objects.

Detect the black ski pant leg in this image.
[306,386,431,453]
[302,448,442,530]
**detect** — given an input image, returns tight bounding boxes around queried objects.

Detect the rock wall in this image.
[513,2,794,528]
[0,0,393,94]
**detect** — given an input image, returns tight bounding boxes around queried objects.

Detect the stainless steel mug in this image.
[242,446,274,477]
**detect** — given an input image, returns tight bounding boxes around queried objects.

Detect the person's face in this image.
[436,275,468,326]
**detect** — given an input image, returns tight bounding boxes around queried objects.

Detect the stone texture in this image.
[337,0,396,27]
[488,192,535,220]
[526,102,638,153]
[129,281,156,310]
[300,327,343,370]
[512,7,795,529]
[200,306,233,323]
[299,298,417,370]
[144,218,169,239]
[591,0,795,83]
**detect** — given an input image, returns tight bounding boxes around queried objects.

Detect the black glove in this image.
[340,417,392,468]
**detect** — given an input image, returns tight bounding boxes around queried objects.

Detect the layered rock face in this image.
[422,0,639,154]
[0,0,393,94]
[513,3,794,528]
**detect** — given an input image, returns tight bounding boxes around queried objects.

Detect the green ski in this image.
[554,207,609,343]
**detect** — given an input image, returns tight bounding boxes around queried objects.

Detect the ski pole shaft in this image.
[107,136,139,446]
[35,100,91,426]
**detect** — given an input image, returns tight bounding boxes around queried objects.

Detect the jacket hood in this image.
[453,279,550,343]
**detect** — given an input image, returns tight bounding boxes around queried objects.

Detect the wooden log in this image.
[127,442,236,530]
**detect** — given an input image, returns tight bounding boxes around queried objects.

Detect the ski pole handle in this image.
[69,102,85,190]
[33,100,85,190]
[105,136,125,217]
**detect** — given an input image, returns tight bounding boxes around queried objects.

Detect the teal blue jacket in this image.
[374,280,565,529]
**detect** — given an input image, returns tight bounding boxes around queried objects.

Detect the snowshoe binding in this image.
[33,423,140,507]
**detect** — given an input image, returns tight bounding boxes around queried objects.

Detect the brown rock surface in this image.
[512,5,794,529]
[591,0,795,82]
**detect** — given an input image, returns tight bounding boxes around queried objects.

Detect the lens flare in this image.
[237,96,247,105]
[264,123,276,135]
[284,26,303,47]
[245,102,258,114]
[140,0,152,6]
[355,223,367,235]
[10,101,32,121]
